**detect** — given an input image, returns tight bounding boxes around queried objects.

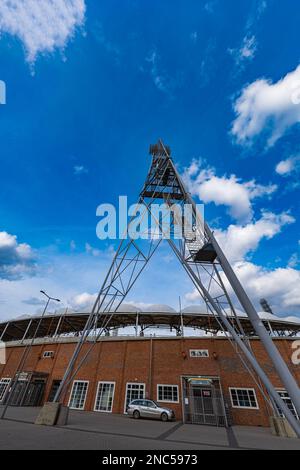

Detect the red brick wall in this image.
[1,337,299,427]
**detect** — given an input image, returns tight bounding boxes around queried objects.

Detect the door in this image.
[48,380,62,402]
[23,379,46,407]
[183,378,227,427]
[124,383,145,413]
[191,387,215,425]
[8,380,28,406]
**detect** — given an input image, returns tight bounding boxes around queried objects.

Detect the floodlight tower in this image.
[53,141,300,437]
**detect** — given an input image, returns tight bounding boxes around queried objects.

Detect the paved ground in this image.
[0,406,299,450]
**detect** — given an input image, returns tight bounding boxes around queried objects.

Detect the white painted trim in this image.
[94,381,116,413]
[275,389,299,420]
[124,382,146,414]
[229,387,259,410]
[68,380,89,410]
[157,384,180,403]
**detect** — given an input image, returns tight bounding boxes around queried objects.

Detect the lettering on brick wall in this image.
[291,340,300,366]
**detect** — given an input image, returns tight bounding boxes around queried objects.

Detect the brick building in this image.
[0,307,299,427]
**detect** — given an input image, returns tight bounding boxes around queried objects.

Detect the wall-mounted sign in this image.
[188,377,213,386]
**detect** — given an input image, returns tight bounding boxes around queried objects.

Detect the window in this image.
[68,381,89,410]
[229,388,258,409]
[94,382,115,412]
[125,383,145,412]
[190,350,209,358]
[144,400,157,408]
[0,378,11,402]
[157,385,179,403]
[276,391,299,420]
[43,351,54,358]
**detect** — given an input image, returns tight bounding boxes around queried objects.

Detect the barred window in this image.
[43,351,54,358]
[0,378,11,402]
[230,388,258,409]
[157,385,179,403]
[69,381,89,410]
[94,382,115,412]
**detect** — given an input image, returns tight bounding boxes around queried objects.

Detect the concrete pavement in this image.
[0,406,299,450]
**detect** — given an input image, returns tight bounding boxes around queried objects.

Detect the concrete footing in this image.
[269,416,297,439]
[35,402,69,426]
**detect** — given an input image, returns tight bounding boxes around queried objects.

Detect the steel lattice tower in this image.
[54,140,300,436]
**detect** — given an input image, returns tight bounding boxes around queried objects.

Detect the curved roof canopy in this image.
[0,308,299,343]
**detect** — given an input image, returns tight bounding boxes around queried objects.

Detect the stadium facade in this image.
[0,305,299,428]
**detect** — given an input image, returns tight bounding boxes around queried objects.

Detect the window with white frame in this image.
[42,351,54,358]
[0,378,11,402]
[94,382,115,412]
[229,388,258,409]
[125,383,145,412]
[157,384,179,403]
[189,349,209,358]
[276,391,299,420]
[69,381,89,410]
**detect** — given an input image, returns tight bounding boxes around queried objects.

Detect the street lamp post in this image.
[40,291,61,319]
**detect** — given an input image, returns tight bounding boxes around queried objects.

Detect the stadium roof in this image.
[0,306,299,342]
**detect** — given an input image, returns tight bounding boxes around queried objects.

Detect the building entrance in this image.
[182,377,227,427]
[5,372,48,407]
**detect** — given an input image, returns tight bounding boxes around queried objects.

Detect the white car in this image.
[127,399,175,422]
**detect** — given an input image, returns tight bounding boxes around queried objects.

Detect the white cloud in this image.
[69,292,97,311]
[70,240,76,251]
[229,35,257,67]
[239,35,257,59]
[22,296,45,306]
[190,31,198,43]
[214,211,295,263]
[183,160,277,222]
[185,208,300,313]
[74,165,88,176]
[85,242,101,257]
[0,231,36,280]
[228,1,267,71]
[0,0,86,62]
[204,1,217,14]
[232,65,300,147]
[144,49,180,97]
[145,50,168,94]
[246,0,268,30]
[288,252,300,269]
[232,262,300,311]
[186,260,300,313]
[275,155,300,176]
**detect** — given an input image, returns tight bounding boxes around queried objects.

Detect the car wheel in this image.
[133,410,140,419]
[161,412,168,422]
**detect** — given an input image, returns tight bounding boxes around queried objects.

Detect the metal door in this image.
[23,380,45,407]
[8,380,28,406]
[183,379,227,427]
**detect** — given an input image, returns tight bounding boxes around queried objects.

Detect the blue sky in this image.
[0,0,299,319]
